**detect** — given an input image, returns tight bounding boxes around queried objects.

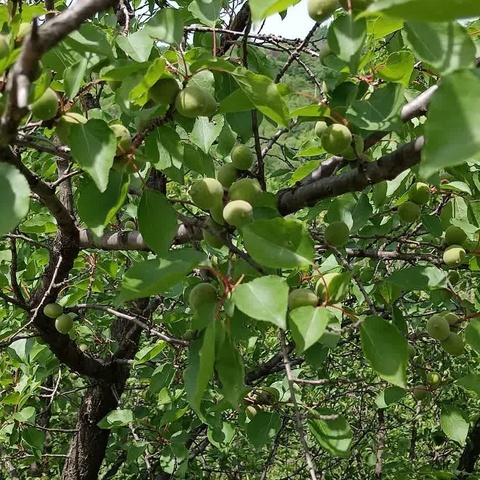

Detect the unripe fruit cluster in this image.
[308,0,339,23]
[324,221,350,247]
[425,311,464,356]
[43,302,75,335]
[398,182,432,224]
[442,225,468,269]
[175,86,217,118]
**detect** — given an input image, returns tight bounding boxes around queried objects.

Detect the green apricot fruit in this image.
[315,120,328,138]
[440,332,464,356]
[202,218,225,248]
[407,343,416,358]
[217,163,239,188]
[202,91,218,117]
[31,88,59,120]
[444,225,467,246]
[315,272,347,303]
[324,221,350,247]
[231,144,254,171]
[188,283,218,312]
[412,385,429,402]
[426,314,450,341]
[426,372,440,386]
[308,0,340,23]
[110,124,132,155]
[228,178,262,205]
[339,0,373,11]
[56,112,88,144]
[55,314,74,334]
[0,35,10,59]
[148,77,180,105]
[321,124,352,154]
[79,344,88,352]
[190,178,224,210]
[443,245,466,268]
[183,329,195,341]
[398,201,421,223]
[43,303,63,319]
[408,182,431,205]
[223,200,253,228]
[288,289,318,310]
[443,312,459,326]
[246,405,258,420]
[175,86,208,118]
[210,204,226,225]
[341,135,364,160]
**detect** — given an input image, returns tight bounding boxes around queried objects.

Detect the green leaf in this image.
[385,265,447,291]
[376,51,415,86]
[145,126,184,172]
[365,0,480,22]
[308,409,352,458]
[184,320,216,414]
[64,58,88,99]
[190,115,224,154]
[0,163,30,237]
[67,24,113,59]
[231,68,289,127]
[117,249,206,303]
[69,119,116,193]
[98,409,133,429]
[13,406,36,424]
[144,8,184,45]
[130,58,168,106]
[138,189,178,255]
[207,421,235,452]
[116,30,153,63]
[232,276,288,329]
[188,0,222,27]
[420,70,480,178]
[134,342,165,365]
[404,22,475,75]
[360,316,408,388]
[328,16,367,64]
[465,318,480,353]
[347,83,404,131]
[249,0,301,22]
[289,306,332,354]
[219,88,255,114]
[440,406,469,445]
[182,144,215,177]
[77,170,130,237]
[242,218,315,269]
[375,386,406,408]
[457,374,480,395]
[290,104,330,118]
[246,411,282,449]
[22,427,45,453]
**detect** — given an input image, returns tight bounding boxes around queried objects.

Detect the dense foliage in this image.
[1,0,480,479]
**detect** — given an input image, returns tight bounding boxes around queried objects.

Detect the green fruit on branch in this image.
[341,135,365,160]
[407,343,416,359]
[43,303,63,319]
[324,221,350,247]
[444,225,467,246]
[210,204,226,225]
[443,245,466,268]
[231,144,254,170]
[189,178,224,210]
[246,405,258,420]
[426,314,450,341]
[183,329,195,341]
[202,91,218,117]
[217,163,239,188]
[440,332,464,356]
[308,0,340,23]
[223,200,253,228]
[110,124,132,156]
[314,120,328,138]
[175,86,210,118]
[426,372,440,386]
[202,218,225,248]
[321,124,352,154]
[79,344,88,352]
[30,88,59,120]
[412,385,430,402]
[408,182,431,205]
[315,272,348,303]
[55,314,74,334]
[228,178,262,205]
[56,112,88,144]
[442,312,459,326]
[188,283,218,312]
[148,77,180,104]
[339,0,373,12]
[0,35,10,59]
[288,288,318,310]
[398,201,421,223]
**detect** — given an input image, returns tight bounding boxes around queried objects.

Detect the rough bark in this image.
[457,419,480,478]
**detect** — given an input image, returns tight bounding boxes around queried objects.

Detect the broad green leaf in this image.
[328,15,367,63]
[144,8,184,44]
[421,70,480,178]
[138,189,178,255]
[145,126,184,172]
[465,318,480,353]
[347,83,404,131]
[246,411,282,449]
[242,218,315,269]
[249,0,301,22]
[377,51,415,86]
[134,342,165,365]
[207,421,235,452]
[404,22,475,75]
[291,161,320,184]
[219,88,255,114]
[98,409,133,429]
[69,119,116,192]
[190,115,224,153]
[13,407,36,424]
[368,14,404,39]
[117,249,205,303]
[184,320,216,414]
[385,265,447,291]
[308,409,352,458]
[360,316,408,388]
[440,406,468,445]
[22,427,45,453]
[77,170,130,237]
[365,0,480,22]
[375,386,406,408]
[64,58,88,99]
[130,58,168,106]
[289,306,332,353]
[457,374,480,395]
[232,276,288,329]
[290,104,329,118]
[116,30,153,63]
[188,0,222,26]
[67,24,113,59]
[231,68,289,127]
[182,144,215,177]
[0,163,30,237]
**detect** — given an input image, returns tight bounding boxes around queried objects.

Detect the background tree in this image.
[1,0,480,479]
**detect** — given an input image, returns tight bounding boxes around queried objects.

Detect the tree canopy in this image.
[1,0,480,479]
